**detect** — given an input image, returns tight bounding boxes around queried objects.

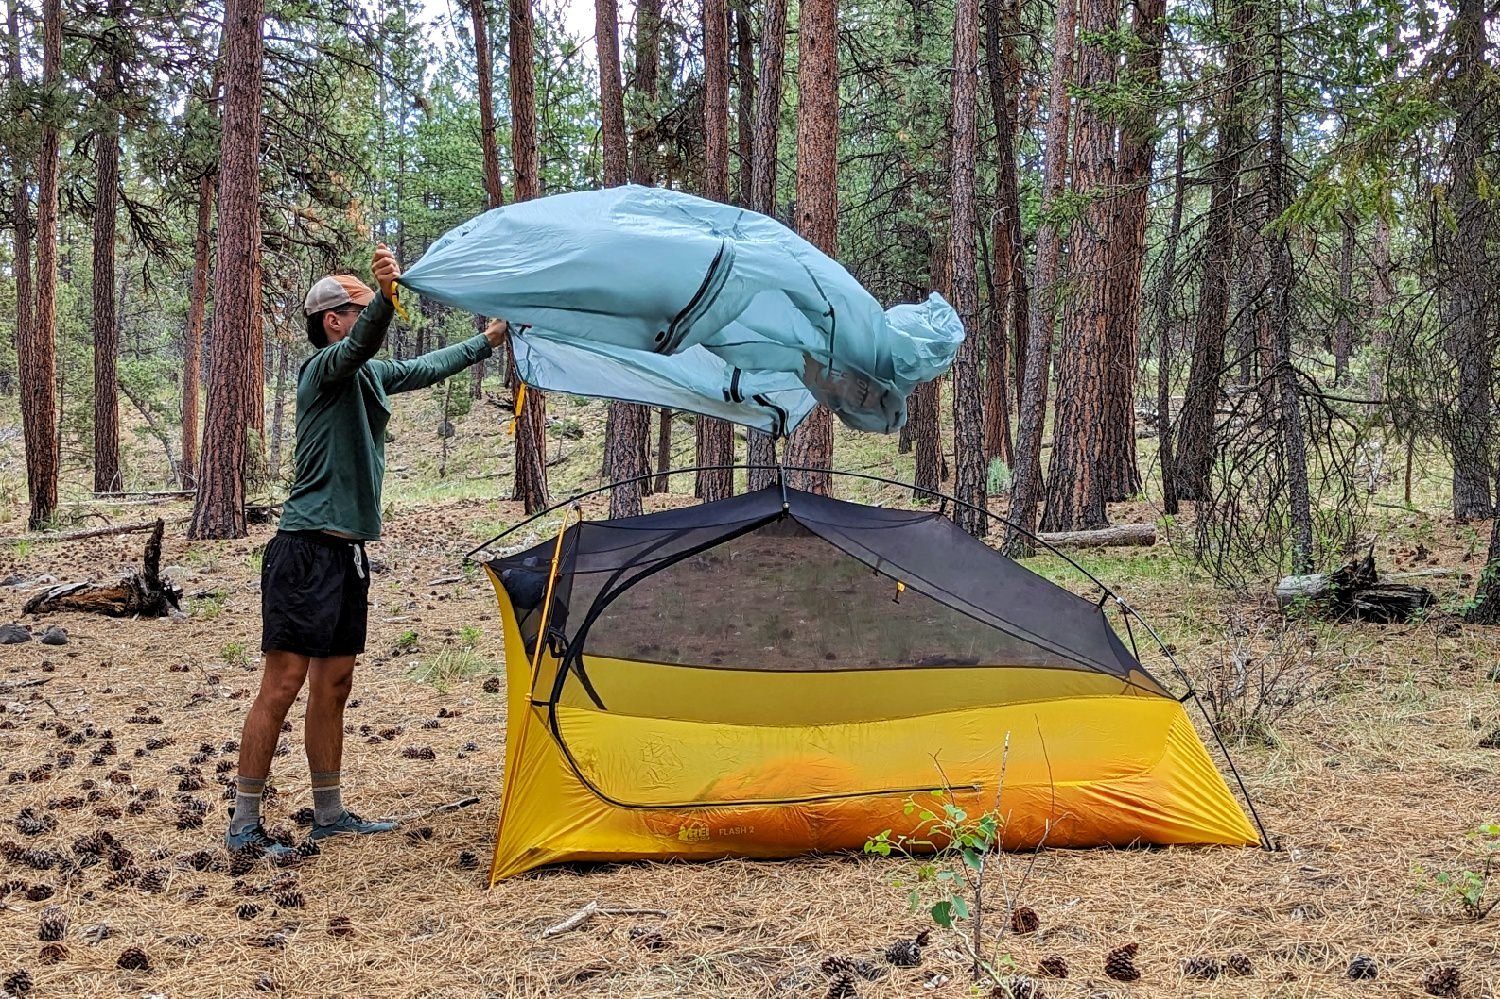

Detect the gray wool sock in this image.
[230,775,267,835]
[311,771,344,825]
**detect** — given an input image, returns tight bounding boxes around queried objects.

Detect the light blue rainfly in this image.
[398,185,965,436]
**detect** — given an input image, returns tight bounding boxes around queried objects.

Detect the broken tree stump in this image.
[1037,524,1157,549]
[1275,550,1435,624]
[22,519,182,618]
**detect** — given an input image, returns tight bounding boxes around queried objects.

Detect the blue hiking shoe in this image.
[309,810,396,841]
[225,823,296,859]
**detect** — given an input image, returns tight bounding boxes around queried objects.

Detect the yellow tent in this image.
[481,487,1259,882]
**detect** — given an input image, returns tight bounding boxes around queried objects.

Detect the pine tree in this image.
[695,0,735,503]
[23,0,62,530]
[190,0,263,539]
[783,0,837,495]
[948,0,986,537]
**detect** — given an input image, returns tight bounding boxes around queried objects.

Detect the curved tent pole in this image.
[466,462,1272,850]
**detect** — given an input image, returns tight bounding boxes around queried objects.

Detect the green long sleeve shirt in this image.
[279,292,494,541]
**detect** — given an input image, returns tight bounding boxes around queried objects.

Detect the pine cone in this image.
[24,884,53,902]
[0,841,22,861]
[1226,953,1253,976]
[294,840,321,859]
[821,956,885,981]
[3,969,33,996]
[826,972,858,999]
[274,890,305,909]
[1422,964,1460,998]
[254,974,277,992]
[400,746,436,760]
[104,867,140,890]
[15,808,55,836]
[884,937,923,968]
[50,796,83,811]
[38,906,66,942]
[38,943,66,965]
[627,925,667,951]
[115,946,151,971]
[991,976,1045,999]
[237,903,262,920]
[184,850,221,873]
[482,677,501,694]
[228,852,258,877]
[1346,955,1378,980]
[1182,956,1223,980]
[1105,942,1141,982]
[177,773,206,792]
[327,915,355,938]
[1010,906,1040,935]
[20,849,58,871]
[93,805,122,820]
[1037,955,1069,979]
[405,826,434,843]
[457,851,479,871]
[290,807,315,827]
[137,869,168,894]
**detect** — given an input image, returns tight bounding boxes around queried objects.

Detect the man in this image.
[226,244,507,856]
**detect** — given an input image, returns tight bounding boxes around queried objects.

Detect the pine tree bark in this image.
[1098,0,1165,503]
[735,11,754,204]
[783,0,837,495]
[603,0,660,516]
[745,0,789,491]
[1040,0,1116,533]
[948,0,986,537]
[182,173,213,489]
[982,0,1022,468]
[1004,0,1074,554]
[1173,0,1253,502]
[6,0,33,409]
[694,0,736,503]
[1442,0,1492,522]
[470,0,506,211]
[509,0,550,514]
[91,0,125,493]
[190,0,263,539]
[22,0,61,530]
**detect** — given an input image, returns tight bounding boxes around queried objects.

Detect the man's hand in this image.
[483,319,510,349]
[372,244,401,300]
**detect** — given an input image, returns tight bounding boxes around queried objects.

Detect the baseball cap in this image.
[303,274,375,315]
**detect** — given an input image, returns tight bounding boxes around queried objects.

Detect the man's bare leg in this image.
[306,656,354,824]
[229,651,310,842]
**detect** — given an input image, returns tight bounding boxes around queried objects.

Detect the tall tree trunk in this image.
[182,173,213,489]
[1367,212,1393,401]
[1443,0,1492,522]
[1004,0,1074,554]
[948,0,986,537]
[267,338,291,479]
[1173,0,1253,502]
[1155,123,1187,517]
[6,0,32,407]
[653,410,673,491]
[1267,7,1313,573]
[1333,209,1355,387]
[190,0,263,540]
[913,235,951,499]
[982,0,1022,468]
[470,0,506,211]
[695,0,736,503]
[602,0,659,517]
[92,2,125,493]
[783,0,837,495]
[735,9,753,205]
[745,0,789,491]
[508,0,549,515]
[22,0,59,529]
[1098,0,1165,503]
[1039,0,1117,533]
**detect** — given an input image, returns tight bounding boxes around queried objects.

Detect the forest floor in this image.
[0,391,1498,998]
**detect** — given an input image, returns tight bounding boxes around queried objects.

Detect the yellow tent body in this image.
[482,488,1258,882]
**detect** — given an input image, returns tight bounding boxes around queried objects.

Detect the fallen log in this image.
[1275,550,1436,624]
[6,516,188,544]
[22,520,182,618]
[1037,524,1157,549]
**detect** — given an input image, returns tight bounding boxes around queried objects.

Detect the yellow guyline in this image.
[530,504,583,682]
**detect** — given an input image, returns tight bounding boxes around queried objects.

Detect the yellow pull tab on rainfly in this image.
[389,286,412,323]
[509,384,528,437]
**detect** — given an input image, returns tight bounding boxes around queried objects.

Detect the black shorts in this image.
[260,531,371,658]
